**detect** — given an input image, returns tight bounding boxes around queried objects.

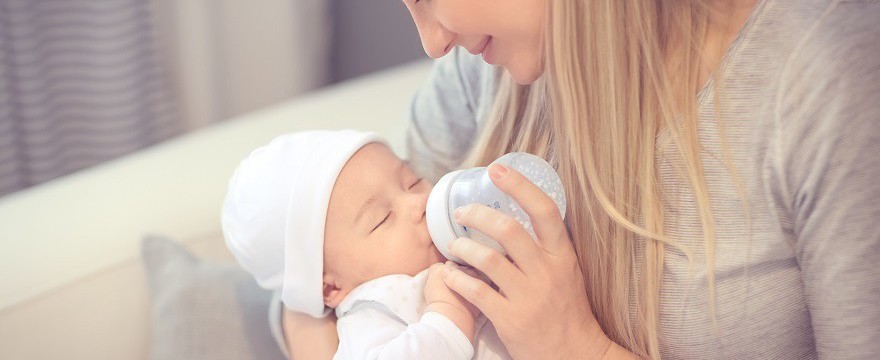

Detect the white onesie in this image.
[332,269,512,360]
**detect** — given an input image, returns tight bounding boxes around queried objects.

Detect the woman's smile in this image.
[481,37,495,64]
[402,0,545,84]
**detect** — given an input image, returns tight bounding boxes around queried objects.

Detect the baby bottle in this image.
[426,152,566,264]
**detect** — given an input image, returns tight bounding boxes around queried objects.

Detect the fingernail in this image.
[453,207,464,221]
[489,164,508,180]
[447,238,457,251]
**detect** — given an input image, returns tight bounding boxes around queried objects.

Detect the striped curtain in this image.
[0,0,180,197]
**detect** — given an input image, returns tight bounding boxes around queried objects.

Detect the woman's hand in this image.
[441,163,618,360]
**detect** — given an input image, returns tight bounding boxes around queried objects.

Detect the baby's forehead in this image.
[331,142,404,200]
[339,143,402,178]
[325,143,407,232]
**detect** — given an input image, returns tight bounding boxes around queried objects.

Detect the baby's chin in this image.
[412,243,446,273]
[392,246,446,278]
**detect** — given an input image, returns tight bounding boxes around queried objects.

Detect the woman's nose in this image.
[412,12,455,58]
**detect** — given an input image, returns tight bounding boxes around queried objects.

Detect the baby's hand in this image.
[426,262,479,314]
[424,262,484,340]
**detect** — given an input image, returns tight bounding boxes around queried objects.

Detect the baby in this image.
[221,130,511,360]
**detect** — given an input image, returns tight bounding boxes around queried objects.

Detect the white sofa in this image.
[0,61,433,359]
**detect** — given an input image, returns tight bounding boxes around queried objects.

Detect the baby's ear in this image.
[322,275,345,308]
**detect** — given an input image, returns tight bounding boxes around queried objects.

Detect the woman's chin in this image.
[508,66,543,86]
[507,60,545,85]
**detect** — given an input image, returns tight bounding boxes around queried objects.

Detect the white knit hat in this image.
[221,130,385,317]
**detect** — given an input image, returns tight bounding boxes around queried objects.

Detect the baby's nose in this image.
[405,192,429,223]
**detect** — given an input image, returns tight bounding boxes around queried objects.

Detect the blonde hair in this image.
[463,1,744,358]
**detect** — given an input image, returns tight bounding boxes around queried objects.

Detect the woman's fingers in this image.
[447,236,525,295]
[442,261,506,321]
[454,204,540,272]
[487,163,569,253]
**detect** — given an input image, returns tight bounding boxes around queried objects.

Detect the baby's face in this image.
[321,143,445,307]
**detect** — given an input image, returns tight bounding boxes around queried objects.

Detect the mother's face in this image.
[402,0,546,85]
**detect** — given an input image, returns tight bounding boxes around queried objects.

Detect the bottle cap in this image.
[426,169,464,263]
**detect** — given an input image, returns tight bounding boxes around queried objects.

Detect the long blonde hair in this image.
[463,1,742,358]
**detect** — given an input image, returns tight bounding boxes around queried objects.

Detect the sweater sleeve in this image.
[405,47,499,183]
[771,2,880,358]
[333,303,474,360]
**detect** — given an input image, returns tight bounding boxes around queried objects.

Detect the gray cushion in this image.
[141,235,286,360]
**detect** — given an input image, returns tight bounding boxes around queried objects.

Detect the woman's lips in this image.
[463,36,495,65]
[468,36,492,56]
[481,37,495,64]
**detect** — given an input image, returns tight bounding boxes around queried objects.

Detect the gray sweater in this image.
[405,0,880,358]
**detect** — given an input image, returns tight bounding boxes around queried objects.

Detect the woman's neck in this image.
[698,0,759,88]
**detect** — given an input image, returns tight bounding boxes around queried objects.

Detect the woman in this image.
[281,0,879,358]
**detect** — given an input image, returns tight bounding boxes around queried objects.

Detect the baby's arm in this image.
[334,302,474,360]
[423,262,480,341]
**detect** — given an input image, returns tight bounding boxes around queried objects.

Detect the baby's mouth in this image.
[430,243,446,263]
[423,234,444,261]
[419,217,445,261]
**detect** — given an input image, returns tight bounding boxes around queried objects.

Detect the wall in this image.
[150,0,425,129]
[330,0,426,82]
[151,0,331,129]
